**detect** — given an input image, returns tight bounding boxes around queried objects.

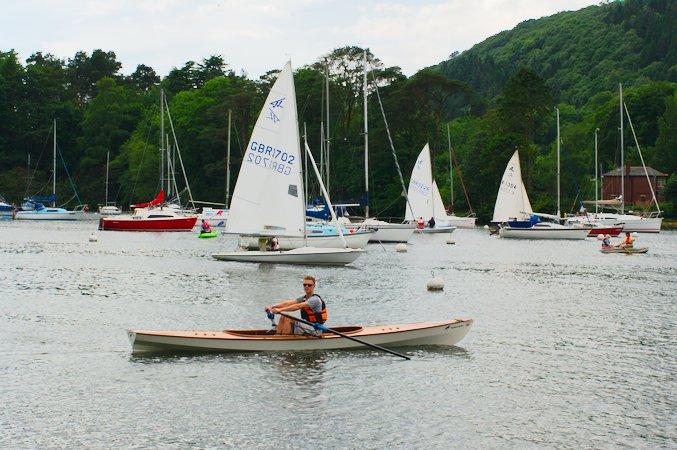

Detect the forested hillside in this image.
[0,0,674,221]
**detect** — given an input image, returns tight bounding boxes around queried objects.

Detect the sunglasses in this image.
[303,283,314,287]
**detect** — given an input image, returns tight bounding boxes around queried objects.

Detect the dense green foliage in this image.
[0,0,674,220]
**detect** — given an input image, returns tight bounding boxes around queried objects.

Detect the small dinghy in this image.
[600,246,648,254]
[128,318,472,355]
[198,230,218,239]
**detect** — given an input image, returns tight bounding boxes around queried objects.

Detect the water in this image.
[1,220,675,448]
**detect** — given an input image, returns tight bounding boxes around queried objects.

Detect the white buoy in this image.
[88,233,98,242]
[426,272,444,291]
[395,243,408,253]
[596,234,604,241]
[483,224,489,229]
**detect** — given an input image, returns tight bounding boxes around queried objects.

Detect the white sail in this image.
[405,143,435,221]
[432,181,448,220]
[492,150,532,222]
[226,62,304,237]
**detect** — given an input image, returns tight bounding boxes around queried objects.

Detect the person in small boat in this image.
[428,216,436,229]
[619,232,635,248]
[416,217,425,229]
[268,236,280,251]
[200,219,212,234]
[601,234,612,248]
[265,275,326,336]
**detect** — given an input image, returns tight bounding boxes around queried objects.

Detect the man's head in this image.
[303,275,316,294]
[626,232,631,236]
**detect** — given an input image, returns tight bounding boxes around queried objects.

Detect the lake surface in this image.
[1,220,675,448]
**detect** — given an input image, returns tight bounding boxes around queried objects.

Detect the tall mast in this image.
[325,61,330,194]
[363,50,369,218]
[166,133,172,199]
[52,119,56,206]
[160,89,165,200]
[556,107,561,219]
[594,128,599,214]
[226,109,232,207]
[619,83,624,214]
[447,124,454,213]
[105,149,110,205]
[302,123,309,247]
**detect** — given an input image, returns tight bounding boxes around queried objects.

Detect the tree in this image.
[66,49,122,105]
[128,64,159,91]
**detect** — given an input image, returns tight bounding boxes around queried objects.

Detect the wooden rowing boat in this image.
[128,318,473,355]
[600,246,648,254]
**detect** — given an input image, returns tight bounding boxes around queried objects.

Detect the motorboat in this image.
[99,204,197,231]
[128,318,473,355]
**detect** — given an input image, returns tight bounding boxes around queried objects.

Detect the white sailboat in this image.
[212,62,363,266]
[565,84,662,233]
[15,120,77,221]
[493,131,588,240]
[99,150,122,216]
[444,125,476,228]
[405,144,457,234]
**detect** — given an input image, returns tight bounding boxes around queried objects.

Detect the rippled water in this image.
[1,220,675,448]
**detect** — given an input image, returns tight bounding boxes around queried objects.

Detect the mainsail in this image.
[405,144,435,221]
[492,150,533,222]
[226,62,304,237]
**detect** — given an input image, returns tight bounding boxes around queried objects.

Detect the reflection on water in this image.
[0,220,675,448]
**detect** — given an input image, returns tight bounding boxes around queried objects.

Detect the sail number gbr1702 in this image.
[246,141,295,175]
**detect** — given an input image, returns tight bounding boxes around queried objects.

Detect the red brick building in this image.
[601,165,668,206]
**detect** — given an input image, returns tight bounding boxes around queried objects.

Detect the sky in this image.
[2,0,600,78]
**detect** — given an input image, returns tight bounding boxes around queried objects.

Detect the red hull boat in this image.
[587,226,623,237]
[99,215,197,231]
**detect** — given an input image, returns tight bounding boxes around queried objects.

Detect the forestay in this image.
[492,150,533,222]
[226,62,304,237]
[405,143,435,221]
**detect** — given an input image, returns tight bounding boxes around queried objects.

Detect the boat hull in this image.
[370,225,415,243]
[212,247,364,266]
[15,211,77,220]
[600,246,648,254]
[128,318,473,355]
[567,215,662,233]
[240,230,373,250]
[587,226,623,237]
[445,216,476,229]
[99,216,197,231]
[499,227,589,240]
[413,225,457,234]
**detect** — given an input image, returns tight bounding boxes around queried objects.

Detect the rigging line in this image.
[129,121,154,205]
[370,71,414,219]
[25,127,52,197]
[56,142,82,205]
[449,146,475,215]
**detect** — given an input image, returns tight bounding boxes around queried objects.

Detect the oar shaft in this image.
[277,312,410,360]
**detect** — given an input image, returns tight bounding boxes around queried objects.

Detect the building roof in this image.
[602,166,668,177]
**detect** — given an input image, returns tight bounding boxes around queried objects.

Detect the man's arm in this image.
[266,299,301,312]
[268,301,307,313]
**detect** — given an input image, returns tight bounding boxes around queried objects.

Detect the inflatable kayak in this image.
[198,231,218,239]
[600,246,648,254]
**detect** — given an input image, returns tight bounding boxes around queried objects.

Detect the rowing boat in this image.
[600,246,648,254]
[128,318,473,355]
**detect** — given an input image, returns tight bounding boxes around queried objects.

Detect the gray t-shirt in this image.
[296,294,322,314]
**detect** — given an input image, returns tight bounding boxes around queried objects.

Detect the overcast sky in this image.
[3,0,599,78]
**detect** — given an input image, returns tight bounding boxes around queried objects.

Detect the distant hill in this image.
[436,0,676,112]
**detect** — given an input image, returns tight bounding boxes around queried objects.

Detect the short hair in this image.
[303,275,316,285]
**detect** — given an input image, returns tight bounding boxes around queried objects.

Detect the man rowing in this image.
[618,232,635,248]
[265,275,327,336]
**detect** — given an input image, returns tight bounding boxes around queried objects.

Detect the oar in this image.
[275,311,410,361]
